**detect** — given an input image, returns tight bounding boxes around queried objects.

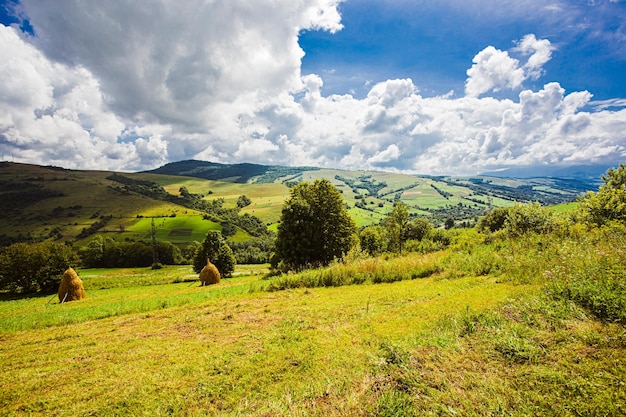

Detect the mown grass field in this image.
[1,229,624,416]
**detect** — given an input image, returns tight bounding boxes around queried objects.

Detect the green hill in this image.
[0,160,598,246]
[145,159,598,227]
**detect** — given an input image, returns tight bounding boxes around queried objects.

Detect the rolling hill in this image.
[0,160,602,247]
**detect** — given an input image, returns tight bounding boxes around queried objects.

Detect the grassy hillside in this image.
[0,161,598,246]
[0,162,203,244]
[146,160,599,228]
[1,227,624,416]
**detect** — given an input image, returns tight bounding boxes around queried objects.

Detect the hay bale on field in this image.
[199,258,220,286]
[58,267,85,302]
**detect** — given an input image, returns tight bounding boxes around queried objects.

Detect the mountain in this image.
[144,159,319,184]
[481,164,613,180]
[0,160,604,247]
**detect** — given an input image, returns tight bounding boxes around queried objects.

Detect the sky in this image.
[0,0,625,176]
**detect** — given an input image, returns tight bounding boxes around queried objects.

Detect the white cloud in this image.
[515,34,555,80]
[0,25,135,170]
[1,0,624,178]
[465,46,525,98]
[368,144,401,164]
[465,34,555,98]
[18,0,343,127]
[234,138,280,162]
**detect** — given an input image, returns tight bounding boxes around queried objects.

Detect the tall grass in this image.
[266,224,626,327]
[264,252,443,291]
[264,229,563,291]
[545,223,626,324]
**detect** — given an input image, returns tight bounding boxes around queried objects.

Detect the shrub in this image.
[504,202,554,236]
[359,225,386,256]
[575,163,626,226]
[477,207,509,233]
[405,218,432,241]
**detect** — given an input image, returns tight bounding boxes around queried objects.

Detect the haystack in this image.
[199,258,220,286]
[58,267,85,302]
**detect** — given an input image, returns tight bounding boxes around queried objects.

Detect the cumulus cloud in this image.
[0,25,135,169]
[465,46,525,98]
[465,34,554,97]
[1,1,625,176]
[515,34,555,80]
[18,0,342,126]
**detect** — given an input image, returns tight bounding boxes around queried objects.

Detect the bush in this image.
[359,226,386,256]
[478,203,554,237]
[405,218,432,241]
[229,236,274,264]
[575,163,626,226]
[477,207,509,233]
[504,202,554,236]
[0,242,80,293]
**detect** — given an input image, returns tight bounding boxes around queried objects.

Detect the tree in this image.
[384,201,410,253]
[477,207,510,233]
[79,235,106,268]
[193,231,236,277]
[359,225,386,256]
[237,195,252,209]
[0,242,80,293]
[577,163,626,226]
[405,218,432,241]
[273,179,357,270]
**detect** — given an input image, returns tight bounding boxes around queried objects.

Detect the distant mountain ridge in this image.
[148,159,613,183]
[144,160,319,184]
[481,164,614,180]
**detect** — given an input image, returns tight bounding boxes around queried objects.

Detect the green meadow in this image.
[124,216,222,243]
[1,228,624,416]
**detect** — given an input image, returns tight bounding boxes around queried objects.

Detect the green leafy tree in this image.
[359,225,386,256]
[79,235,106,268]
[577,163,626,225]
[0,242,80,293]
[384,201,410,253]
[273,179,357,270]
[405,218,432,241]
[193,231,236,277]
[236,195,252,209]
[477,207,510,233]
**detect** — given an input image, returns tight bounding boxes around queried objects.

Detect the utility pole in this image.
[151,217,160,269]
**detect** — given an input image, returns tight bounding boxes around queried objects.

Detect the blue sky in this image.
[300,0,626,101]
[0,0,625,175]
